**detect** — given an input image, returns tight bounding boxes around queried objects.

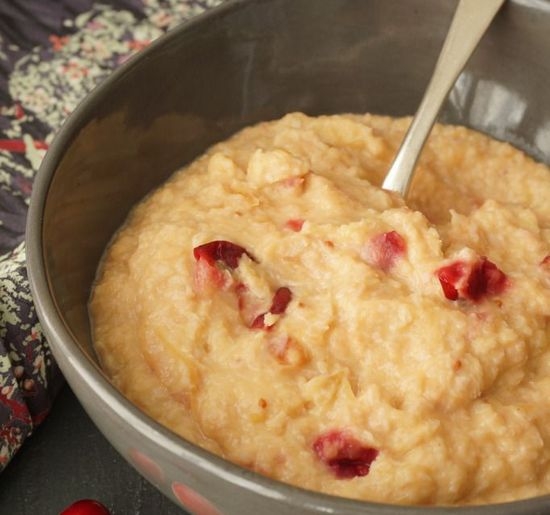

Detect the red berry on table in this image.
[60,499,111,515]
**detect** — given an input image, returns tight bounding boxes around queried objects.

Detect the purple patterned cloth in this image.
[0,0,223,471]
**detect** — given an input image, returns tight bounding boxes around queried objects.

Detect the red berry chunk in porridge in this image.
[194,242,293,330]
[193,240,255,292]
[437,257,507,302]
[251,287,293,329]
[193,240,254,269]
[193,256,228,292]
[313,431,379,479]
[270,286,292,314]
[284,218,305,232]
[362,231,406,272]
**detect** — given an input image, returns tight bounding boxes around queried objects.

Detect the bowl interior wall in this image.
[41,0,550,362]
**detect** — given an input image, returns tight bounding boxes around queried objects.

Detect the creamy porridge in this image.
[90,113,550,505]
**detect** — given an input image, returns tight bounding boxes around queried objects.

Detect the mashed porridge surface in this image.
[90,113,550,505]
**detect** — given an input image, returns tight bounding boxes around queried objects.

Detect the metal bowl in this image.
[26,0,550,513]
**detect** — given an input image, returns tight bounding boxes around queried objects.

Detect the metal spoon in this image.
[381,0,506,197]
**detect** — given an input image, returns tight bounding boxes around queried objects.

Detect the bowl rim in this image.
[25,0,550,513]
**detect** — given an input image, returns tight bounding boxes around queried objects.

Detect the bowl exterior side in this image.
[26,0,550,513]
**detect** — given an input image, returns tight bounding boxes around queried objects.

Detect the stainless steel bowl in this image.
[26,0,550,513]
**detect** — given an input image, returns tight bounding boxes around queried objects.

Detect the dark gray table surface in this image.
[0,383,189,515]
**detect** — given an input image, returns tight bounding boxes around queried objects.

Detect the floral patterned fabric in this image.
[0,0,223,472]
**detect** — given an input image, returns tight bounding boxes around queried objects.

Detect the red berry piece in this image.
[193,240,253,269]
[541,255,550,267]
[60,499,111,515]
[313,431,378,479]
[437,261,465,301]
[362,231,406,272]
[251,287,293,329]
[250,313,267,329]
[284,219,304,232]
[270,287,292,315]
[437,257,507,302]
[468,258,507,300]
[193,255,228,293]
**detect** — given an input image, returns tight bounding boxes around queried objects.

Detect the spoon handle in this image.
[381,0,505,197]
